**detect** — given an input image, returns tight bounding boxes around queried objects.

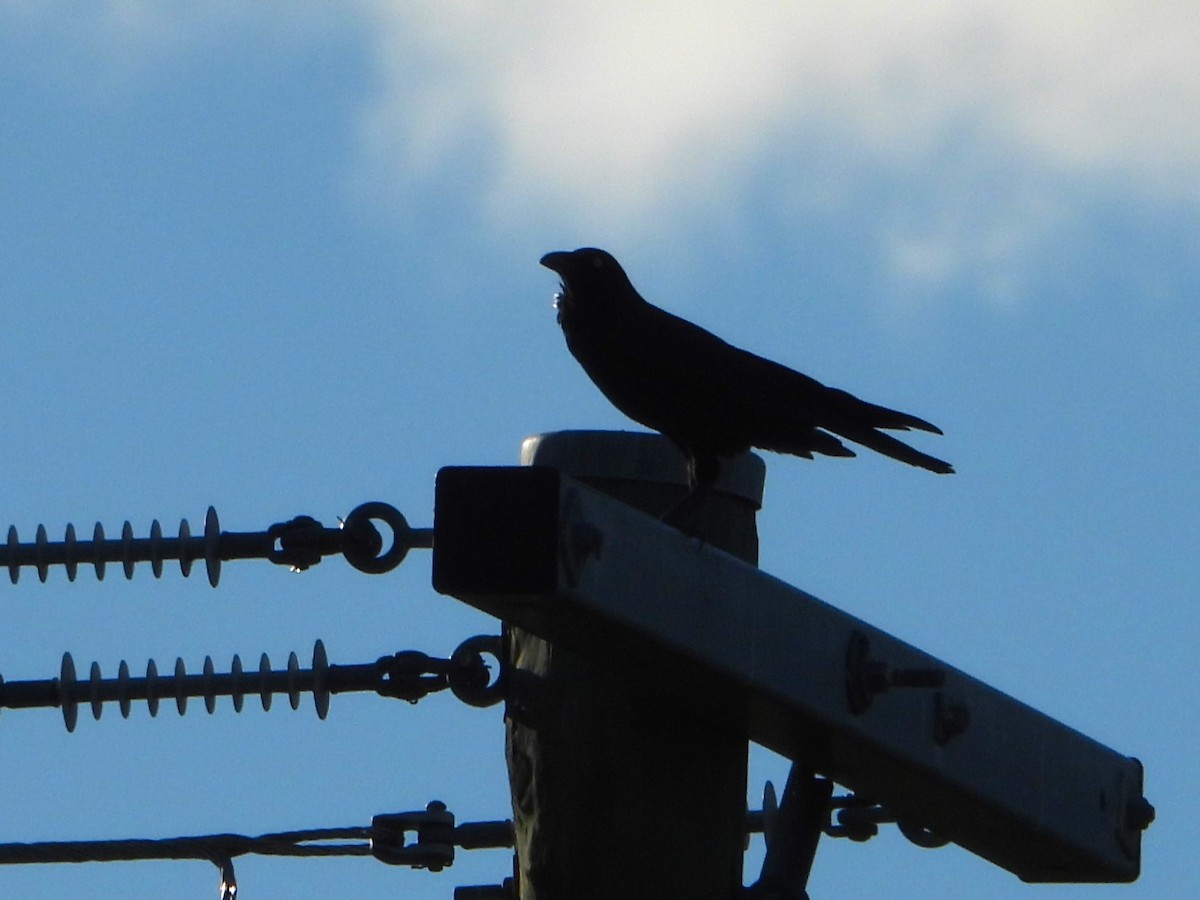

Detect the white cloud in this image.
[359,3,1200,188]
[353,1,1200,301]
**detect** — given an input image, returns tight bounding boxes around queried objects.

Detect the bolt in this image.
[933,692,970,745]
[1125,796,1156,832]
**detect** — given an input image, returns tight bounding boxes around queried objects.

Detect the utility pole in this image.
[504,431,764,899]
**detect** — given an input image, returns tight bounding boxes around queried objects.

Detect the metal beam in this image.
[432,466,1150,884]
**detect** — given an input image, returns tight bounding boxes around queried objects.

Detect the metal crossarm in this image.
[431,465,1151,884]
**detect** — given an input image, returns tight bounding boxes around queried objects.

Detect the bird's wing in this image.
[602,305,850,459]
[630,309,952,473]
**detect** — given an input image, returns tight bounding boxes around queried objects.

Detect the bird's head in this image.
[540,247,639,317]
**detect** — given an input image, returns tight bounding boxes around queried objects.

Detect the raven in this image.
[541,247,953,490]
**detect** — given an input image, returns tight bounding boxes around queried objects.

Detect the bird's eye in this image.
[591,257,603,269]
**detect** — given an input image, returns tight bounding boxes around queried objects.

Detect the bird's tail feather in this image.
[815,387,954,473]
[834,426,954,474]
[826,389,944,434]
[757,427,856,460]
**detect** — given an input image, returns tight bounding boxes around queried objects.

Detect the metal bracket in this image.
[745,761,833,900]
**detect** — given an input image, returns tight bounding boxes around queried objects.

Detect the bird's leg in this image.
[690,455,720,491]
[661,455,720,531]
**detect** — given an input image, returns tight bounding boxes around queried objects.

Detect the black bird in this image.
[540,247,953,491]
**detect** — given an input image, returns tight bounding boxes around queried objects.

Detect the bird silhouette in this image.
[541,247,953,492]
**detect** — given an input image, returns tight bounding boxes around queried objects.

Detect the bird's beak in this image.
[539,251,571,274]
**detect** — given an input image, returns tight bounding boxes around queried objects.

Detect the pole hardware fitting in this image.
[372,801,457,872]
[370,802,516,875]
[1124,795,1155,833]
[932,691,971,745]
[752,781,950,852]
[825,794,950,848]
[381,635,506,708]
[2,501,431,588]
[845,629,947,715]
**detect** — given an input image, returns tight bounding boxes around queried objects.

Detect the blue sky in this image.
[1,3,1196,897]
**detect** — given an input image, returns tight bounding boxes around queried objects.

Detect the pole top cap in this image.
[521,431,765,508]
